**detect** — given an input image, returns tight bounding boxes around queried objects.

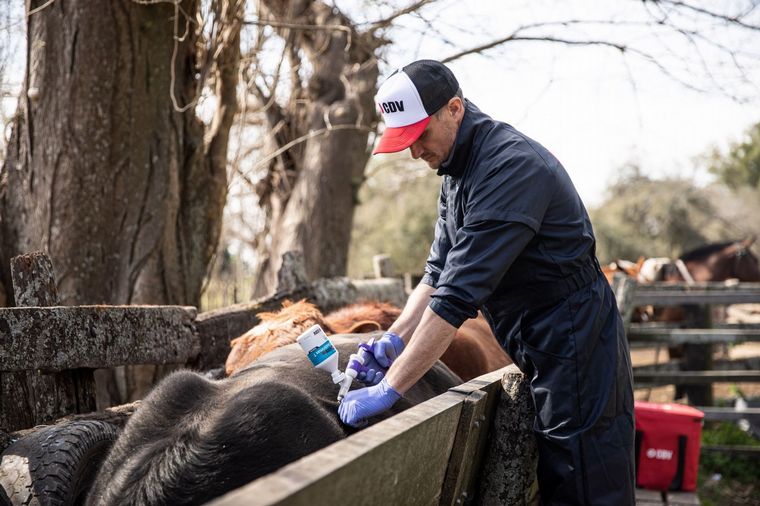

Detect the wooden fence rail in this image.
[628,327,760,345]
[634,370,760,386]
[0,251,407,431]
[621,278,760,407]
[0,306,197,373]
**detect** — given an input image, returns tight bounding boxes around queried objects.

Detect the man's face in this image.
[408,98,464,170]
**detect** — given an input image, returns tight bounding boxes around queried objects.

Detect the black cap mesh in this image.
[402,60,459,116]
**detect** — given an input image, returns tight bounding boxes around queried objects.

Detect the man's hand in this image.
[354,332,405,385]
[338,378,401,427]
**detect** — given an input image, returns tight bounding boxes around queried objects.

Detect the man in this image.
[338,60,635,505]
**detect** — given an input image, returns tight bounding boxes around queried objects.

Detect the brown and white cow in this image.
[225,299,511,381]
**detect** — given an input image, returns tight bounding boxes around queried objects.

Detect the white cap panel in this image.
[374,71,428,128]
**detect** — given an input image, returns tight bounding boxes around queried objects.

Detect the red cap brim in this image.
[372,116,430,154]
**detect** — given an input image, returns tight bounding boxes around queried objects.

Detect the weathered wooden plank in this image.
[700,444,760,456]
[477,365,538,506]
[634,370,760,386]
[634,281,760,291]
[440,389,490,506]
[1,369,98,430]
[0,306,197,372]
[628,328,760,344]
[632,322,760,331]
[208,391,465,506]
[633,356,760,375]
[446,368,512,396]
[697,406,760,421]
[636,487,665,505]
[665,491,700,505]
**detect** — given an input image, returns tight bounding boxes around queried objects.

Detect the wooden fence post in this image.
[611,273,637,332]
[476,365,538,505]
[372,254,394,278]
[681,304,714,406]
[0,252,96,431]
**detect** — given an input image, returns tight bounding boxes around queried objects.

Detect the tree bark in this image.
[251,0,380,296]
[0,0,241,404]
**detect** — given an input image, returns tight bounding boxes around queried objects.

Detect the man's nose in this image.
[409,141,422,159]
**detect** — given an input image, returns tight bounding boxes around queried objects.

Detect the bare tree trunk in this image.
[251,0,380,297]
[0,0,241,407]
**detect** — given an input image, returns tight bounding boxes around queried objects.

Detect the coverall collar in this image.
[437,99,479,178]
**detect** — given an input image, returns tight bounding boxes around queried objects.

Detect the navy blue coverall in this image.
[420,101,635,505]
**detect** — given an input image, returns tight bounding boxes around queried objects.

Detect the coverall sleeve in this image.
[429,150,557,328]
[420,183,451,288]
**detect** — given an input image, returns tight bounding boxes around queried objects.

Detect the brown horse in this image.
[653,238,759,363]
[658,238,760,283]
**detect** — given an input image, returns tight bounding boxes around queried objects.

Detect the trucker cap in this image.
[373,60,459,154]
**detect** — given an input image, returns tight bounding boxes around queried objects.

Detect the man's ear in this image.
[448,96,464,119]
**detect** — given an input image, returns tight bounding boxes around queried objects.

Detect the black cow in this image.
[86,336,461,505]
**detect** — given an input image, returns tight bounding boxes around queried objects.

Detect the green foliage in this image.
[348,155,440,278]
[699,421,760,483]
[590,165,728,263]
[708,122,760,190]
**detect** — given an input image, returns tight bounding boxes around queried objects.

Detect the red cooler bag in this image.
[634,401,704,491]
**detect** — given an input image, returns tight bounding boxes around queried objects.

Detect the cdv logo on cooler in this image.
[645,448,674,461]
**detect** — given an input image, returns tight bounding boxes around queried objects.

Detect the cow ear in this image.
[345,321,381,334]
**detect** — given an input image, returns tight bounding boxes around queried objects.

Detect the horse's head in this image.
[675,239,760,282]
[731,237,760,282]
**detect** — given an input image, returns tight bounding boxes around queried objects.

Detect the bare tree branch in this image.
[244,17,352,51]
[27,0,56,16]
[366,0,438,30]
[442,36,626,63]
[654,0,760,31]
[240,123,374,181]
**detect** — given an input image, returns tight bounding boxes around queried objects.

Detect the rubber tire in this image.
[0,421,119,506]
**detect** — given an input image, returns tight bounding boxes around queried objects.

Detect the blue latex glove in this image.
[338,378,401,427]
[355,332,405,386]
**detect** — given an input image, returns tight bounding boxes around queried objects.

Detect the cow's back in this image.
[87,335,461,505]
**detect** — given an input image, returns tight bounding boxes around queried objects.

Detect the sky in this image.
[370,0,760,206]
